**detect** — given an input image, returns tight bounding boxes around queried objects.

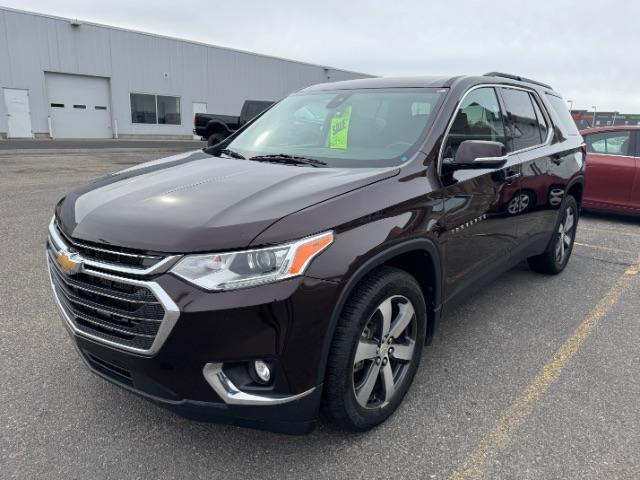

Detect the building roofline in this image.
[0,6,374,78]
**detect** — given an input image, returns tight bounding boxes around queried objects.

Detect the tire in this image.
[323,266,427,431]
[527,194,579,274]
[207,132,225,147]
[507,190,535,215]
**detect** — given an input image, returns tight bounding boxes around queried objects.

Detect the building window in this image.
[157,95,181,125]
[130,93,181,125]
[131,93,157,124]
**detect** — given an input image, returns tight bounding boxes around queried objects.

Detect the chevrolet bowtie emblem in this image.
[56,250,83,275]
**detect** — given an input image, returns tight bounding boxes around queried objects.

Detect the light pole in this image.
[591,106,597,127]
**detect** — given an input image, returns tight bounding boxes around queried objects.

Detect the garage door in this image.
[46,73,112,139]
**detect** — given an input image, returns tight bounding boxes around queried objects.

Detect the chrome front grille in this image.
[47,218,180,355]
[54,221,164,270]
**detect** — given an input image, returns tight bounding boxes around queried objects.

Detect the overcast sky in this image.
[4,0,639,112]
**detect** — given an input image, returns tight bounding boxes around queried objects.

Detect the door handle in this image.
[504,172,521,183]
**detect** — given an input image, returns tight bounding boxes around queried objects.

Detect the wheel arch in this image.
[205,120,232,137]
[566,176,585,206]
[317,239,443,384]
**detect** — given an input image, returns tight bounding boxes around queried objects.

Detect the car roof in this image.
[580,125,640,135]
[301,74,559,95]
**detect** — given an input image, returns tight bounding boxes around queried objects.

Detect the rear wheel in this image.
[527,195,578,274]
[207,132,226,146]
[323,267,426,431]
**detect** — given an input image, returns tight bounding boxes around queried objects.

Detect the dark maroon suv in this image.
[47,73,585,433]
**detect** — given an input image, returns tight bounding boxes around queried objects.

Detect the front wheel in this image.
[323,267,427,431]
[527,195,578,274]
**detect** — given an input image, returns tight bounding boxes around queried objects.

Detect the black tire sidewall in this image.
[553,195,579,270]
[207,133,224,146]
[325,267,427,431]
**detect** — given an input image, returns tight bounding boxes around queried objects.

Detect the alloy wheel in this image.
[555,206,575,264]
[507,193,531,215]
[352,295,417,409]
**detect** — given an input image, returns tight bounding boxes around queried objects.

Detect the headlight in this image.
[171,231,334,291]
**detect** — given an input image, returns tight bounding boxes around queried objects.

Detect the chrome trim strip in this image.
[49,218,181,276]
[202,363,317,406]
[52,283,163,323]
[47,254,180,356]
[68,240,162,260]
[586,152,638,159]
[49,263,159,304]
[437,83,554,176]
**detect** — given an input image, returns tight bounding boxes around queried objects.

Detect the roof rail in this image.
[483,72,553,90]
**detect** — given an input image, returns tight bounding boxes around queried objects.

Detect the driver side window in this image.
[443,87,507,160]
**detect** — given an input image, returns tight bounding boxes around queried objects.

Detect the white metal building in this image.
[0,7,370,140]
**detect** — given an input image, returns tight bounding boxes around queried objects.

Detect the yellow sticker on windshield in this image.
[329,105,352,149]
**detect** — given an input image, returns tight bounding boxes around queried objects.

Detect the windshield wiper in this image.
[249,154,328,168]
[218,148,246,160]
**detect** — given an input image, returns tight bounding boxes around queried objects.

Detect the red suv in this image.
[582,126,640,216]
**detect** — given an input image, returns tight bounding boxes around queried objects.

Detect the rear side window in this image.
[443,87,508,159]
[530,96,549,142]
[500,88,544,150]
[545,93,581,137]
[585,131,632,156]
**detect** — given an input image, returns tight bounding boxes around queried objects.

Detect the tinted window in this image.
[545,93,581,137]
[157,96,181,125]
[585,131,632,156]
[443,87,507,159]
[501,88,542,150]
[131,94,181,125]
[531,95,549,142]
[131,93,157,124]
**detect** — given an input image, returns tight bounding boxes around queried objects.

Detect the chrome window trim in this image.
[49,218,181,276]
[586,152,638,159]
[202,363,317,406]
[437,83,554,176]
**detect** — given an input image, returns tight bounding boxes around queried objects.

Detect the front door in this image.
[440,86,520,301]
[192,102,207,139]
[3,88,33,138]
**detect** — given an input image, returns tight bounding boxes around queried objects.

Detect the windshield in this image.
[223,88,445,168]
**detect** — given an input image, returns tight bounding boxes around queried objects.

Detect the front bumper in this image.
[47,227,341,433]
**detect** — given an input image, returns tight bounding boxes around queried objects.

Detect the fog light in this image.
[253,360,271,383]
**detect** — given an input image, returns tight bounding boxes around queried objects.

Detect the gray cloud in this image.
[4,0,639,112]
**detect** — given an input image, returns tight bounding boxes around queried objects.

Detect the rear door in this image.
[498,87,557,246]
[583,130,635,209]
[440,86,520,301]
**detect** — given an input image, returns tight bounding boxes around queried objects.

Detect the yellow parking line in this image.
[448,260,640,480]
[574,242,635,254]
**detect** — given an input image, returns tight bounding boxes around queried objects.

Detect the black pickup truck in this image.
[194,100,274,146]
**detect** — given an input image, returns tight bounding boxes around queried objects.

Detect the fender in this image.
[206,120,233,136]
[315,238,443,384]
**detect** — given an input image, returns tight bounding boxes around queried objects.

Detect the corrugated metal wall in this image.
[0,8,370,138]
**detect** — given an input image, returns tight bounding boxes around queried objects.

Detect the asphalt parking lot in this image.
[1,147,639,480]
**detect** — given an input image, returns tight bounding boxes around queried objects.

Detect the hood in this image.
[57,150,398,253]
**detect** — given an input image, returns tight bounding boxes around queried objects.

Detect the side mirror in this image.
[444,140,508,170]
